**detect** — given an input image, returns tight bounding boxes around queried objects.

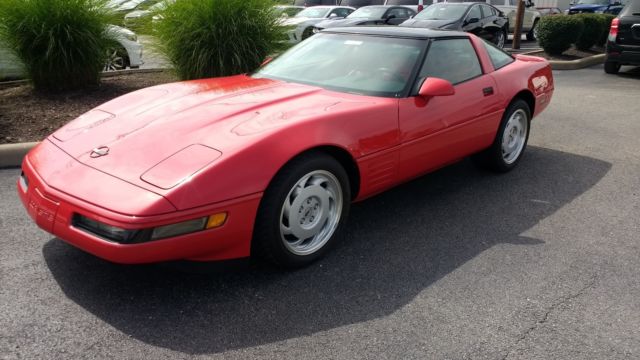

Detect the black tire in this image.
[604,61,621,74]
[252,152,351,268]
[526,19,538,41]
[472,99,531,173]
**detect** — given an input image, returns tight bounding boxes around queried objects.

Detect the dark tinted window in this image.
[418,39,483,85]
[481,4,496,17]
[620,0,640,16]
[481,39,514,69]
[466,5,482,20]
[329,7,353,17]
[386,7,412,18]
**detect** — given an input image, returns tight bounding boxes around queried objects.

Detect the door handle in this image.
[483,87,494,96]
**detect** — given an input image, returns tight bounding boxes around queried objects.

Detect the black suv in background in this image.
[604,0,640,73]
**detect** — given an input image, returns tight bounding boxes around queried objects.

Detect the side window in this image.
[386,8,406,18]
[481,4,495,17]
[466,5,482,22]
[331,8,350,17]
[417,39,483,86]
[481,39,515,70]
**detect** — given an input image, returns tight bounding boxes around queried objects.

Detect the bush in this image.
[574,14,604,50]
[537,15,585,55]
[597,14,616,46]
[154,0,287,81]
[0,0,113,91]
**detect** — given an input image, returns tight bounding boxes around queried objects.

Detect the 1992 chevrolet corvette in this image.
[18,27,553,268]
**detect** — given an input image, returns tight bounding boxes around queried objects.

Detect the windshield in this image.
[415,4,467,20]
[576,0,608,4]
[254,33,424,97]
[347,6,387,18]
[295,7,330,18]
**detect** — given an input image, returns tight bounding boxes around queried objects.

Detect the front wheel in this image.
[252,152,350,268]
[473,99,531,172]
[104,47,129,71]
[301,27,314,40]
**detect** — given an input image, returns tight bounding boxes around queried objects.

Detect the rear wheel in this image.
[252,152,350,268]
[473,99,531,172]
[604,61,621,74]
[301,27,314,40]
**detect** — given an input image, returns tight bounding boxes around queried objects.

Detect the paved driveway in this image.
[1,65,639,359]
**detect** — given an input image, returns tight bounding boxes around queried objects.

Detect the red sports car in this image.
[18,27,554,268]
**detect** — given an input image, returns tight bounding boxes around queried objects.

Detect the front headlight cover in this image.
[150,217,208,240]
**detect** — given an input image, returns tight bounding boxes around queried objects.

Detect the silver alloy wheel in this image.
[279,170,343,256]
[496,31,505,48]
[104,49,126,71]
[501,109,528,164]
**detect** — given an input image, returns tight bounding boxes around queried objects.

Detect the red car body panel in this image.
[18,32,554,264]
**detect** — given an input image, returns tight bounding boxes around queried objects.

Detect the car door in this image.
[383,7,413,25]
[397,38,502,180]
[462,5,485,37]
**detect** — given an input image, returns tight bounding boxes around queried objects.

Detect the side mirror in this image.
[465,17,479,25]
[329,13,338,18]
[418,77,455,98]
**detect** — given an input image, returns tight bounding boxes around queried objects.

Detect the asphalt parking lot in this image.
[1,65,639,359]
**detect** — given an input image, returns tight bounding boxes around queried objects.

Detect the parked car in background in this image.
[115,0,159,15]
[536,6,563,15]
[339,0,386,8]
[124,0,173,30]
[566,0,624,14]
[281,6,355,43]
[604,0,640,73]
[18,27,554,268]
[104,25,144,71]
[485,0,541,39]
[384,0,431,12]
[314,5,416,31]
[273,5,306,17]
[400,2,509,48]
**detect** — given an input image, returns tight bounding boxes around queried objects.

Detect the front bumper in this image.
[18,150,261,264]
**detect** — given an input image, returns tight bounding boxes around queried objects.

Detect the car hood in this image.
[399,18,457,28]
[49,76,361,194]
[282,17,317,26]
[317,18,370,28]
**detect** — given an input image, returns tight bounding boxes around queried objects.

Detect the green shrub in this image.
[537,15,585,55]
[154,0,287,81]
[574,14,604,50]
[597,14,616,46]
[0,0,113,91]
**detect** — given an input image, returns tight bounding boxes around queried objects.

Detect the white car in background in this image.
[0,25,143,79]
[281,6,355,43]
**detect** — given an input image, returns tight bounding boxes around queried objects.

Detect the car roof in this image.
[321,26,470,39]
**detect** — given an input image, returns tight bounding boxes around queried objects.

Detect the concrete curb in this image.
[549,54,606,70]
[0,68,168,90]
[0,142,38,169]
[517,50,606,70]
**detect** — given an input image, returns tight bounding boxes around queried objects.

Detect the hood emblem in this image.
[90,146,110,158]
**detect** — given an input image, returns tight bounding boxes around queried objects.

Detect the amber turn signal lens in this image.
[206,213,228,229]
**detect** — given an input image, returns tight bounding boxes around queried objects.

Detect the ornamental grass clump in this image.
[0,0,114,91]
[537,15,584,55]
[154,0,287,80]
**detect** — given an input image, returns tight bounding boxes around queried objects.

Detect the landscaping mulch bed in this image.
[527,47,603,61]
[0,71,178,145]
